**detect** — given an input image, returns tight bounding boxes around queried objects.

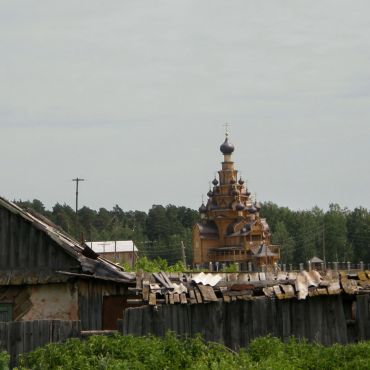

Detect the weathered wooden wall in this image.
[0,205,79,275]
[0,320,81,367]
[78,280,128,330]
[122,295,370,349]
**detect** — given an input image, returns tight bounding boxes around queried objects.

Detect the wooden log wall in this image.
[122,295,370,350]
[0,320,81,367]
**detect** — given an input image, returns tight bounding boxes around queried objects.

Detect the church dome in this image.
[247,205,257,214]
[238,178,245,185]
[198,203,207,213]
[236,202,245,211]
[220,137,235,155]
[212,178,219,186]
[207,190,213,197]
[231,188,239,196]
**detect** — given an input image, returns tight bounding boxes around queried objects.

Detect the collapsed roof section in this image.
[129,269,370,306]
[0,196,135,285]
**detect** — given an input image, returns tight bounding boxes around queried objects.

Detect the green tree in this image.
[324,203,351,262]
[271,221,295,264]
[347,207,370,262]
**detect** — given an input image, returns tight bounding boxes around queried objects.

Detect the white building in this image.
[87,240,138,264]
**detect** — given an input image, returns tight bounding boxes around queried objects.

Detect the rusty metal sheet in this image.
[197,284,218,302]
[230,283,254,291]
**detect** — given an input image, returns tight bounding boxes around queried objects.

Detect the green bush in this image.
[0,351,9,370]
[17,334,370,370]
[121,256,186,273]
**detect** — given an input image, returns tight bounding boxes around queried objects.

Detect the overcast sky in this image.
[1,1,370,212]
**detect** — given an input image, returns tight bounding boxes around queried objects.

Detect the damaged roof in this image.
[0,196,135,284]
[128,269,370,306]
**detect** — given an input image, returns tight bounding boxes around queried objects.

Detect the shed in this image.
[0,196,136,330]
[309,256,324,270]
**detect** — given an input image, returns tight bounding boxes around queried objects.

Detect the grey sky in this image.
[1,1,370,212]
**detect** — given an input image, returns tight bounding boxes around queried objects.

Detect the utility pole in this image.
[181,241,187,267]
[72,178,84,234]
[322,225,326,270]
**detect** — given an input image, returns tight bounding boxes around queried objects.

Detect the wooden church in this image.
[192,132,280,270]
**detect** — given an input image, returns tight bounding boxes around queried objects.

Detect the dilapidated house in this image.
[0,196,136,330]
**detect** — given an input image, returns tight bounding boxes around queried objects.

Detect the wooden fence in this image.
[0,320,81,367]
[122,294,370,350]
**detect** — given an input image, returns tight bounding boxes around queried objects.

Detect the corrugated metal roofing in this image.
[192,272,222,286]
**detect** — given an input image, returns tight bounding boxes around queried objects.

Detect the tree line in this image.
[15,200,198,265]
[14,199,370,265]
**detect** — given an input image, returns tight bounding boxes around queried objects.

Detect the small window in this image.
[0,303,13,322]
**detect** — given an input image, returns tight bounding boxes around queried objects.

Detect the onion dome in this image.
[212,178,219,186]
[198,203,207,213]
[230,178,236,184]
[236,202,245,211]
[207,190,213,197]
[246,191,251,197]
[247,205,257,214]
[231,188,239,196]
[220,136,235,155]
[238,178,245,185]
